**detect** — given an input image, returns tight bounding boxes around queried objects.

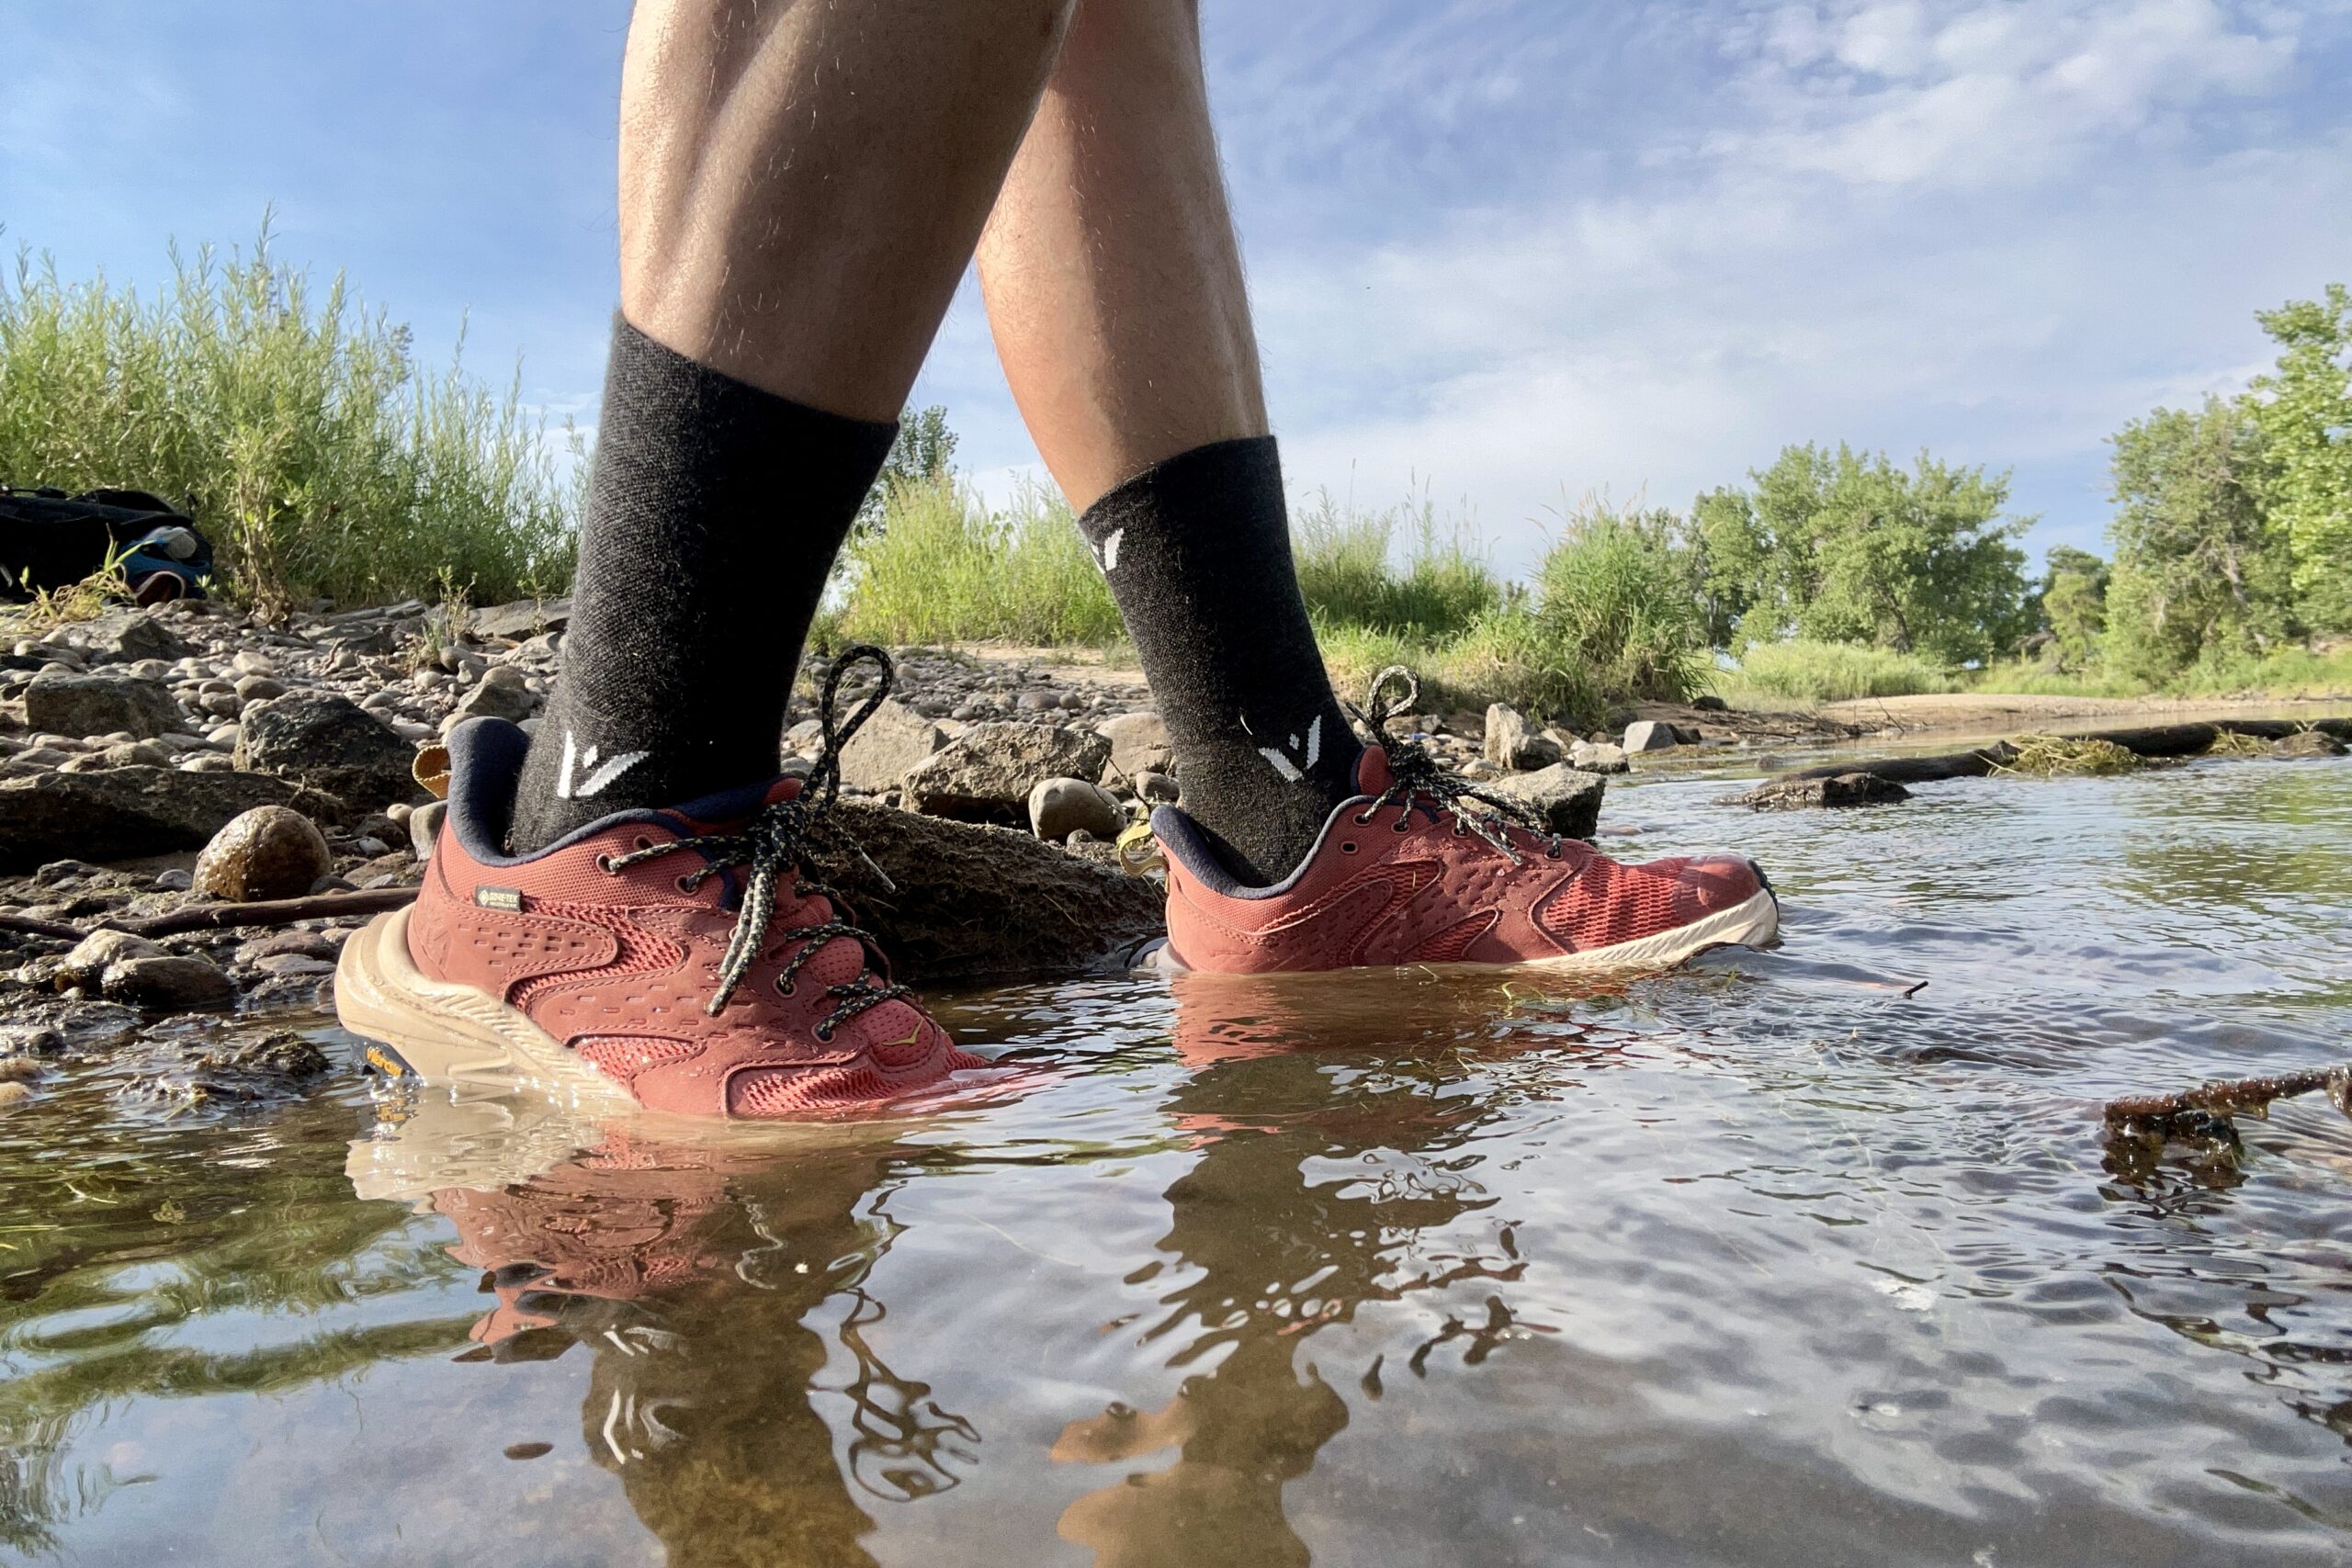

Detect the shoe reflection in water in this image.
[1053,965,1613,1568]
[391,1117,970,1568]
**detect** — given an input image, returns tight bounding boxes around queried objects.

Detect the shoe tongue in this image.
[670,773,806,833]
[1354,744,1394,796]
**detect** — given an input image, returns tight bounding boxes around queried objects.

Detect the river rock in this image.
[78,610,191,664]
[825,801,1163,982]
[24,671,183,739]
[1135,770,1181,805]
[1477,762,1607,840]
[1741,772,1912,810]
[1622,719,1680,753]
[834,697,945,791]
[236,692,419,811]
[452,664,536,724]
[1097,711,1172,779]
[1483,704,1562,772]
[1028,777,1125,842]
[0,766,345,872]
[101,954,235,1010]
[408,797,448,862]
[2271,730,2348,759]
[1568,739,1631,774]
[469,597,571,641]
[57,930,164,991]
[901,722,1113,824]
[193,806,334,900]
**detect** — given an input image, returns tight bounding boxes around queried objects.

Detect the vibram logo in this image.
[475,886,525,912]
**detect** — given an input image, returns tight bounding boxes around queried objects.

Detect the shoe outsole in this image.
[334,908,635,1109]
[1152,886,1781,975]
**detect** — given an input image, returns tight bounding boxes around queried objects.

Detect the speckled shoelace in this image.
[605,645,907,1040]
[1350,666,1566,865]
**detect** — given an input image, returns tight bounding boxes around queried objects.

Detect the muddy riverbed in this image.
[5,742,2352,1566]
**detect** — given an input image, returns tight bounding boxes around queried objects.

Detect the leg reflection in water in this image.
[1054,966,1616,1567]
[408,1121,971,1568]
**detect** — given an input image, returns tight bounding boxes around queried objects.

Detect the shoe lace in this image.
[1347,666,1564,866]
[605,645,910,1042]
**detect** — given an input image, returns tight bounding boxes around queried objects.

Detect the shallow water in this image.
[6,749,2352,1566]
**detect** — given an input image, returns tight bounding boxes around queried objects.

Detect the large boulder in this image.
[1097,711,1172,780]
[901,722,1112,825]
[832,697,944,791]
[0,767,344,872]
[77,610,191,664]
[824,802,1163,983]
[1483,703,1561,772]
[1567,739,1630,774]
[192,806,334,900]
[1621,719,1681,754]
[24,672,183,739]
[1478,762,1606,840]
[236,692,420,811]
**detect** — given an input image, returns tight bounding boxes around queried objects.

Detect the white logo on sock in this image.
[1253,713,1320,784]
[555,731,649,800]
[1090,527,1123,575]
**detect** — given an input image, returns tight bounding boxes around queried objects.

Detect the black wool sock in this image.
[1078,436,1360,885]
[509,316,896,852]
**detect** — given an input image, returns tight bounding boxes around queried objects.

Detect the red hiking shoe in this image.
[335,649,977,1118]
[1151,670,1778,974]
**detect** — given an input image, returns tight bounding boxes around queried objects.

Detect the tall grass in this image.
[1293,490,1501,639]
[0,230,576,612]
[1724,638,1957,705]
[1531,503,1711,708]
[838,475,1121,646]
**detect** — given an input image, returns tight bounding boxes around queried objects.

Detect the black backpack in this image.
[0,487,217,603]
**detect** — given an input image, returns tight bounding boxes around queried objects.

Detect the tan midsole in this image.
[333,907,633,1107]
[1153,887,1780,976]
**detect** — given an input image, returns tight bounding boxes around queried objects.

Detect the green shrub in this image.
[1728,638,1956,704]
[1293,491,1502,639]
[0,231,576,612]
[839,475,1121,646]
[1532,504,1711,706]
[1317,609,1599,728]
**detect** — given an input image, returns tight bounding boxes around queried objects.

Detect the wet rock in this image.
[2271,730,2348,759]
[1135,770,1182,805]
[152,867,195,892]
[58,930,164,991]
[1483,704,1562,772]
[0,1081,30,1110]
[1097,711,1172,779]
[236,691,419,812]
[0,766,343,872]
[1029,777,1125,843]
[78,610,191,664]
[901,722,1113,825]
[193,806,334,900]
[1740,772,1912,810]
[1567,739,1630,774]
[0,1026,68,1058]
[24,671,184,739]
[825,801,1163,983]
[1622,719,1680,754]
[469,597,571,641]
[101,954,235,1010]
[147,1030,334,1104]
[1478,762,1607,840]
[834,697,945,792]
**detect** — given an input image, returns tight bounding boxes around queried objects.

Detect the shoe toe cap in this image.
[1677,854,1766,912]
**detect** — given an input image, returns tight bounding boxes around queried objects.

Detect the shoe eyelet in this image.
[1352,812,1374,826]
[594,853,617,874]
[1340,840,1358,854]
[675,874,696,894]
[1391,820,1409,834]
[632,835,653,852]
[1546,842,1564,859]
[812,1023,834,1043]
[776,978,796,998]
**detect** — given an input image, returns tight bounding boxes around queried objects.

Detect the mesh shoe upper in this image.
[405,716,976,1118]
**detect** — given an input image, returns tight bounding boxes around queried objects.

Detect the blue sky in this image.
[5,0,2347,580]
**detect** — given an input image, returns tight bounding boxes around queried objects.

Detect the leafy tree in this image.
[2103,397,2292,683]
[2037,545,2109,670]
[1697,444,2032,664]
[2245,284,2352,630]
[1686,486,1768,649]
[856,404,957,532]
